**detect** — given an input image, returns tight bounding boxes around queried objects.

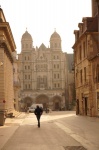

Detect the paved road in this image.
[0,111,99,150]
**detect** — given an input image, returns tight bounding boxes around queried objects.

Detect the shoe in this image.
[38,122,40,128]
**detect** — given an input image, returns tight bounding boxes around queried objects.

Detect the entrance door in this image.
[97,92,99,117]
[55,102,59,110]
[76,99,79,115]
[85,97,87,115]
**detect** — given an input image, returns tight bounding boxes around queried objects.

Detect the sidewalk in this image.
[0,112,25,150]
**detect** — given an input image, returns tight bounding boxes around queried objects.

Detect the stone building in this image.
[0,8,16,114]
[13,51,21,111]
[66,54,75,110]
[73,0,99,117]
[18,30,71,111]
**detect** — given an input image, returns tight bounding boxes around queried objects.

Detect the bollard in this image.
[0,111,6,126]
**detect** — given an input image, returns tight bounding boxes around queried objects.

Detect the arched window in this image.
[57,64,59,68]
[28,75,30,79]
[54,83,56,88]
[58,83,60,88]
[55,43,57,47]
[25,75,27,79]
[25,84,27,89]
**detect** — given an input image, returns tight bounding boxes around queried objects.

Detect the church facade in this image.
[18,30,69,111]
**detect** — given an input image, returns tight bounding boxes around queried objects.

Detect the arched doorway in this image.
[24,97,33,108]
[36,94,49,109]
[52,96,62,110]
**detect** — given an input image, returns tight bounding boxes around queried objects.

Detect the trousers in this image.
[36,115,41,127]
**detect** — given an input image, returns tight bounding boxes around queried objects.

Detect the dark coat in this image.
[34,106,43,116]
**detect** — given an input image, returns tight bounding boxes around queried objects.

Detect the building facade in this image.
[73,0,99,117]
[13,51,21,111]
[18,30,69,111]
[0,8,16,114]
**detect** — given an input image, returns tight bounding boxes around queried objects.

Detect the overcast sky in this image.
[1,0,91,54]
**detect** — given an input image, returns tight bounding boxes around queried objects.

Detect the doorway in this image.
[76,99,79,115]
[85,97,87,115]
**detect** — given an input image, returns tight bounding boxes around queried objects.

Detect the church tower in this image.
[21,30,33,51]
[50,31,62,51]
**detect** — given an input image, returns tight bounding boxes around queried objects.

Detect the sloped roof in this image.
[39,43,46,50]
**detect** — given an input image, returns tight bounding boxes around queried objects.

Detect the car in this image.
[28,106,35,113]
[28,104,43,113]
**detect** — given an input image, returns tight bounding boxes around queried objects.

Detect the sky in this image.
[0,0,91,54]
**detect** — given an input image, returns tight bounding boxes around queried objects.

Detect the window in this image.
[25,75,27,79]
[54,83,56,88]
[28,75,30,79]
[57,74,59,78]
[55,43,57,47]
[25,66,27,69]
[57,64,59,68]
[53,55,55,59]
[25,84,27,89]
[29,84,31,89]
[13,68,15,73]
[79,45,82,60]
[96,65,99,83]
[83,42,86,58]
[54,74,56,78]
[58,83,60,88]
[80,70,82,83]
[84,67,86,82]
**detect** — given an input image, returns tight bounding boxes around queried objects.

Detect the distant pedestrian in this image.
[34,105,43,128]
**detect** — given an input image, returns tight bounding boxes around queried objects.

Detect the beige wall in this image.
[0,8,16,114]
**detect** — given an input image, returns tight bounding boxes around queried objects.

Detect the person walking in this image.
[34,105,43,128]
